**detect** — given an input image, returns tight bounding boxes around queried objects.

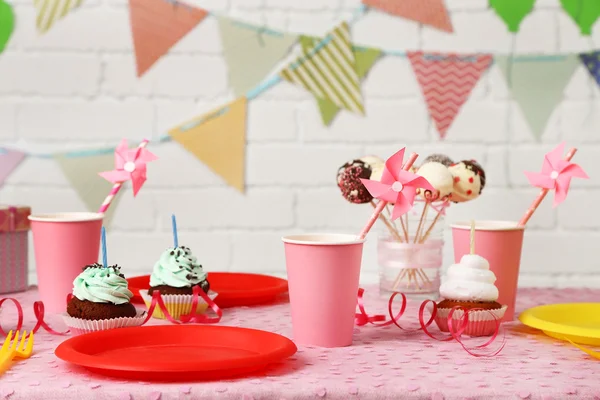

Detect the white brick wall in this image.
[1,0,599,287]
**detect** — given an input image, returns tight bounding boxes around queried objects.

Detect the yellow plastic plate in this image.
[519,303,600,348]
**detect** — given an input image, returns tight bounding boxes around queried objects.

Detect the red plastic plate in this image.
[55,325,297,381]
[127,272,288,308]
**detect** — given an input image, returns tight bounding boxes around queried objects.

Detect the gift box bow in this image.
[0,206,31,232]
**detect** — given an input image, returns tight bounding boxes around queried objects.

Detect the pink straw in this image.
[517,147,577,227]
[98,139,150,215]
[358,153,419,240]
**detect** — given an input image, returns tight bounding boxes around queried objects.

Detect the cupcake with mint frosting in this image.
[141,246,217,320]
[148,246,210,295]
[64,264,146,335]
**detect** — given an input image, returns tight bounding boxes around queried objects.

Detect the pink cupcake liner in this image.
[62,310,147,336]
[432,305,507,337]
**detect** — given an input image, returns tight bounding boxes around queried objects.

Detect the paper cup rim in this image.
[282,233,365,245]
[29,212,104,222]
[451,221,525,231]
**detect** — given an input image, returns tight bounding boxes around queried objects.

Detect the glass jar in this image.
[377,203,444,299]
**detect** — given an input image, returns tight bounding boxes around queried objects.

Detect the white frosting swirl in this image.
[439,254,499,302]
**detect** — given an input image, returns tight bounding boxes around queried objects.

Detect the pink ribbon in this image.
[355,288,505,357]
[0,287,223,337]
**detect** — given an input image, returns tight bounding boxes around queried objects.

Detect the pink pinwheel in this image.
[99,139,158,196]
[524,142,588,207]
[360,148,435,220]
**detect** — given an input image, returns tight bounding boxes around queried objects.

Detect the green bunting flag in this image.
[489,0,536,33]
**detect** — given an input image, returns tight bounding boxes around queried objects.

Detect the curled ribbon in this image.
[143,286,223,325]
[355,288,505,357]
[0,297,69,337]
[1,287,223,337]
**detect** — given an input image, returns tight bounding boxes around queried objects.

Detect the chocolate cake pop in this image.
[416,162,454,200]
[448,160,486,203]
[423,154,454,167]
[337,159,374,204]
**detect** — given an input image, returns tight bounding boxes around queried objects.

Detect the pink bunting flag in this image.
[408,52,493,140]
[0,149,25,187]
[129,0,208,76]
[363,0,453,32]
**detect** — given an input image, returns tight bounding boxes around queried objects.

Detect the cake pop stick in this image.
[358,153,419,240]
[370,201,403,242]
[518,148,577,227]
[419,199,450,243]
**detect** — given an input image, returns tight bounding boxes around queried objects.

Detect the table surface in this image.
[0,287,599,400]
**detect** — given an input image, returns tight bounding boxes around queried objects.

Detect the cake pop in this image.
[337,159,374,204]
[360,155,385,181]
[416,162,453,200]
[423,153,454,167]
[448,160,486,203]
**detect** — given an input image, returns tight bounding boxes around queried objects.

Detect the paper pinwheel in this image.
[361,148,435,220]
[524,142,588,207]
[99,139,158,196]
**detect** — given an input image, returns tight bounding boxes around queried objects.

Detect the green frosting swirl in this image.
[72,264,133,305]
[149,246,207,288]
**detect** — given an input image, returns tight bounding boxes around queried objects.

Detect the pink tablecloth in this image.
[1,287,599,400]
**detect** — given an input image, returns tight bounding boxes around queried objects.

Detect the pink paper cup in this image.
[282,233,365,348]
[451,221,525,321]
[29,212,103,314]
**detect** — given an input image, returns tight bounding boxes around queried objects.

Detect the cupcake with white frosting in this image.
[434,254,507,336]
[141,246,217,320]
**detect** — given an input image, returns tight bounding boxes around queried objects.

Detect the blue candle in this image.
[101,226,108,268]
[172,214,179,248]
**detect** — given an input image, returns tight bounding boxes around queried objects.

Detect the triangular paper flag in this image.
[560,0,600,35]
[490,0,536,33]
[169,97,248,192]
[496,55,579,140]
[129,0,208,77]
[0,0,14,53]
[218,18,298,96]
[280,22,364,115]
[34,0,82,34]
[0,149,25,187]
[300,36,382,125]
[580,51,600,87]
[362,0,453,32]
[408,52,493,139]
[55,153,123,227]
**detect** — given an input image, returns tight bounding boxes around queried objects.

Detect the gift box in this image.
[0,206,31,294]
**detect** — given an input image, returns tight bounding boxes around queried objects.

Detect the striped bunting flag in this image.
[408,52,492,139]
[280,22,364,115]
[34,0,83,34]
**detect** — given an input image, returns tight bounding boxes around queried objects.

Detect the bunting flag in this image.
[362,0,453,33]
[218,18,298,96]
[0,149,25,187]
[300,36,382,125]
[55,153,123,227]
[280,22,365,115]
[560,0,600,35]
[169,97,248,193]
[580,51,600,87]
[34,0,82,34]
[0,0,14,53]
[408,52,493,139]
[496,55,579,140]
[489,0,535,33]
[128,0,208,77]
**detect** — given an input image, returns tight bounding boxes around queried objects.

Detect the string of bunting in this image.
[1,0,600,217]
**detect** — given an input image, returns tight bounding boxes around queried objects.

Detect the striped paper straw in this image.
[98,139,149,215]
